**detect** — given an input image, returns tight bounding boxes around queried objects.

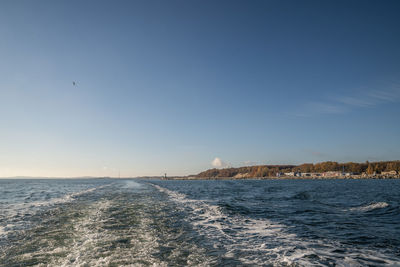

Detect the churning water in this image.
[1,178,399,266]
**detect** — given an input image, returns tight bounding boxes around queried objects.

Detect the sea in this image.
[0,178,399,266]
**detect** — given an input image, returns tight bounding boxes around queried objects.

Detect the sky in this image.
[1,0,400,177]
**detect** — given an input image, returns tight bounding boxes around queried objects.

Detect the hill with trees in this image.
[196,161,400,178]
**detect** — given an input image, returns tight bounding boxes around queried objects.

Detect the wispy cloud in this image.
[309,102,348,114]
[292,81,400,117]
[337,96,374,107]
[290,102,347,117]
[367,90,399,102]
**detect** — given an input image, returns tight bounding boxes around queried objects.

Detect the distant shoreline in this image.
[164,175,400,181]
[191,160,400,180]
[165,174,400,180]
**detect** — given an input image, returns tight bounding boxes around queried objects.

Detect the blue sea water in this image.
[0,178,399,266]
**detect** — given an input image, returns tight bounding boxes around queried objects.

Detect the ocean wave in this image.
[153,184,300,265]
[348,202,389,212]
[292,191,311,200]
[153,183,398,266]
[0,184,112,238]
[0,226,6,237]
[122,180,143,189]
[47,191,207,266]
[20,184,110,209]
[6,198,162,267]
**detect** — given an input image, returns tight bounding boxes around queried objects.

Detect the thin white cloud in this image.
[368,90,399,102]
[337,96,374,107]
[292,82,400,117]
[309,102,347,114]
[211,157,229,168]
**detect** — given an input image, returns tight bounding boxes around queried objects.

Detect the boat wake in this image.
[153,184,399,266]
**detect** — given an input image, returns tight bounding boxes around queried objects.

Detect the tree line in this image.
[196,161,400,178]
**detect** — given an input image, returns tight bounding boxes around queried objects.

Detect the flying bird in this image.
[73,81,76,86]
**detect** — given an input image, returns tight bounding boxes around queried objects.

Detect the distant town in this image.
[273,170,398,179]
[168,160,400,180]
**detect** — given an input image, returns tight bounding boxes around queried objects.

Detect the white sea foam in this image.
[153,184,399,266]
[348,202,389,212]
[0,184,113,240]
[52,199,205,266]
[0,226,6,237]
[11,184,110,211]
[45,192,194,266]
[123,180,143,189]
[2,182,212,266]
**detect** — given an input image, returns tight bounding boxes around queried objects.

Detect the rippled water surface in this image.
[1,178,400,266]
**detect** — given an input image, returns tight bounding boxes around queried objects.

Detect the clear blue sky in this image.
[1,0,400,177]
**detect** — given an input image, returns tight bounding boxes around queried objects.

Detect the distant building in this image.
[322,171,343,177]
[343,172,359,177]
[283,171,302,177]
[381,170,397,175]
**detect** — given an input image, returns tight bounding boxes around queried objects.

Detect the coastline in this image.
[189,160,400,181]
[164,175,400,180]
